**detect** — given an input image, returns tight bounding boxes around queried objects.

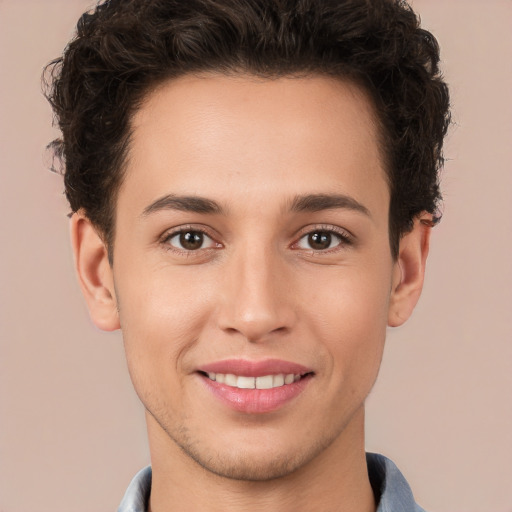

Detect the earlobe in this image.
[388,214,432,327]
[70,212,120,331]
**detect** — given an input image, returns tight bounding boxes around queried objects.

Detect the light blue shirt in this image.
[118,453,426,512]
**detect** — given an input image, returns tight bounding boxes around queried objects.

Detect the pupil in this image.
[180,231,203,250]
[309,232,331,250]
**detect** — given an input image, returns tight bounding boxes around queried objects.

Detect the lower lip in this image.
[199,374,312,414]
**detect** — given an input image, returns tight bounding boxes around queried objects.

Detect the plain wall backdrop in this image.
[0,1,511,511]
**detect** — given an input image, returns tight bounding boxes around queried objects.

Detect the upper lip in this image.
[198,358,313,377]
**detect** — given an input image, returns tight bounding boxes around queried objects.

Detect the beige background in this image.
[0,1,511,511]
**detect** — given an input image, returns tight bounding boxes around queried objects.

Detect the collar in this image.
[366,453,427,512]
[118,453,426,512]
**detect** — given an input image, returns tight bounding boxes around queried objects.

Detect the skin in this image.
[72,74,431,512]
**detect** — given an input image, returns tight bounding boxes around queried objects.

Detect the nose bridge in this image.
[218,239,293,341]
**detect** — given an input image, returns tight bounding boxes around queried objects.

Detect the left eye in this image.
[296,231,344,251]
[166,230,217,251]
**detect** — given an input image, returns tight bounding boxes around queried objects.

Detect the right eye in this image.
[164,230,217,251]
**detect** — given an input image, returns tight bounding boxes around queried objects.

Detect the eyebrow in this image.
[140,192,370,218]
[290,193,371,217]
[141,194,224,217]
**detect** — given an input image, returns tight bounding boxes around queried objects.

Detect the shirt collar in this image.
[117,466,152,512]
[366,453,426,512]
[118,454,426,512]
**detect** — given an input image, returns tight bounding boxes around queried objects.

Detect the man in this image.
[44,0,450,510]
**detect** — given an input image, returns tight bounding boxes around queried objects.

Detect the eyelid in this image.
[159,224,222,252]
[291,224,355,252]
[158,223,354,254]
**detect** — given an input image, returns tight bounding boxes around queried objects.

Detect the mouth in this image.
[199,371,310,390]
[196,359,314,413]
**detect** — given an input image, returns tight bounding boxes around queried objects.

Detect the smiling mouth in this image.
[199,371,312,390]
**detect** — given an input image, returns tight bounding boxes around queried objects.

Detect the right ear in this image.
[70,212,120,331]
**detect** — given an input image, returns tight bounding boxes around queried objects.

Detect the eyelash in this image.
[160,225,221,255]
[159,224,354,255]
[292,225,354,254]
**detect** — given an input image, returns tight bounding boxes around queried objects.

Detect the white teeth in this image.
[284,374,295,385]
[237,376,256,389]
[205,372,303,389]
[256,375,273,389]
[224,374,237,386]
[273,374,285,387]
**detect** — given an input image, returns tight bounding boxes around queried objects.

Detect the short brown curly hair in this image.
[44,0,451,260]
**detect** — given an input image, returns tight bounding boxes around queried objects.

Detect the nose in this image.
[216,244,296,343]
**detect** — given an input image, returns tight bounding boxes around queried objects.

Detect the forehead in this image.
[120,73,388,218]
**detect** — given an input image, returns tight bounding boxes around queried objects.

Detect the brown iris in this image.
[179,231,204,250]
[307,231,333,250]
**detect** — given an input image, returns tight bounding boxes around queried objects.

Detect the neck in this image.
[146,407,376,512]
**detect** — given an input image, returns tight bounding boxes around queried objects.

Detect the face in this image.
[107,74,400,480]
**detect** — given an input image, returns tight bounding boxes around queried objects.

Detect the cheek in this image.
[302,260,392,328]
[115,266,215,391]
[302,264,391,383]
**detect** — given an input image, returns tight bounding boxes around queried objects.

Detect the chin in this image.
[185,447,312,482]
[167,424,335,482]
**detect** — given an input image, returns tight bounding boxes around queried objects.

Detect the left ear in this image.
[388,214,432,327]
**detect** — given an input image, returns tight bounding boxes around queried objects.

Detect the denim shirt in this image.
[118,453,426,512]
